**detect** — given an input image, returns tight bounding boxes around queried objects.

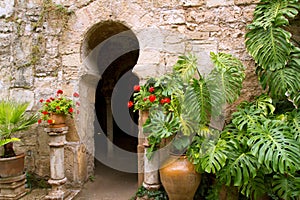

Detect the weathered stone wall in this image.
[0,0,265,186]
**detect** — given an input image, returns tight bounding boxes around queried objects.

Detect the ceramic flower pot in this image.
[0,153,25,178]
[159,155,201,200]
[49,113,67,128]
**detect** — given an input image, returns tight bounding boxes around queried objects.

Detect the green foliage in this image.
[272,173,300,200]
[26,172,51,190]
[0,101,37,141]
[140,52,245,159]
[131,186,168,200]
[245,0,300,107]
[0,138,20,147]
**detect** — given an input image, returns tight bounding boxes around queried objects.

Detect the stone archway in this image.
[80,20,140,175]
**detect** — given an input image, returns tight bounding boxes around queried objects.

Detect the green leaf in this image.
[245,26,292,71]
[173,54,198,82]
[247,120,300,173]
[250,0,299,29]
[200,138,227,174]
[272,173,300,200]
[208,52,245,104]
[0,101,38,139]
[0,138,20,147]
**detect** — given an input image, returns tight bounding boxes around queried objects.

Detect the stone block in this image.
[0,0,14,18]
[163,42,185,54]
[161,10,186,25]
[66,118,80,142]
[136,27,164,50]
[179,0,205,7]
[138,50,160,65]
[132,64,162,79]
[35,156,50,177]
[9,89,35,109]
[62,53,81,67]
[186,31,210,40]
[234,0,260,5]
[207,0,234,7]
[12,67,33,89]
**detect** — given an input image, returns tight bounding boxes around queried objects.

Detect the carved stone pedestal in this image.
[0,174,26,200]
[44,127,69,200]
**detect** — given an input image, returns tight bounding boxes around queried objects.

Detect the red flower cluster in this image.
[38,90,80,124]
[128,84,171,110]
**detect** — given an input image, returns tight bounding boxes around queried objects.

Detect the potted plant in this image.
[187,1,300,199]
[0,100,37,175]
[129,52,246,199]
[38,89,79,128]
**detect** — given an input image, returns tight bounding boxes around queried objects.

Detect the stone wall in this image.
[0,0,265,186]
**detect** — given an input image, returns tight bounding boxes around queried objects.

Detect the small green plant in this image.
[131,186,168,200]
[89,175,95,182]
[26,172,51,190]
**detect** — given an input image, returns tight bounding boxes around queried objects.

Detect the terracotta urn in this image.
[159,155,201,200]
[49,113,67,128]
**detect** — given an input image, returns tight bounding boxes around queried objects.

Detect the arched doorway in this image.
[82,21,140,173]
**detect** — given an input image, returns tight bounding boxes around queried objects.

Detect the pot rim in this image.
[0,153,25,161]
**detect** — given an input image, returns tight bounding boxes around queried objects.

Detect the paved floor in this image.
[74,160,138,200]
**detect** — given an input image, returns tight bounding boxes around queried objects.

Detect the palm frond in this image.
[0,138,20,147]
[0,101,38,138]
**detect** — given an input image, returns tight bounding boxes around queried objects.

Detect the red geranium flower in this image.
[38,119,42,124]
[143,97,148,101]
[47,119,53,124]
[133,85,140,92]
[149,95,156,102]
[46,99,51,103]
[127,101,134,108]
[39,99,44,103]
[73,92,79,98]
[69,107,74,113]
[161,97,171,104]
[42,111,48,115]
[57,90,63,95]
[149,87,155,93]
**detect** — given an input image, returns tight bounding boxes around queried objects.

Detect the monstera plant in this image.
[187,0,300,199]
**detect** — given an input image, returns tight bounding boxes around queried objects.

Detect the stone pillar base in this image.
[45,178,67,200]
[0,173,26,200]
[142,182,160,191]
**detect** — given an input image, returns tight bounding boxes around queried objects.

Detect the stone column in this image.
[141,110,160,190]
[143,143,160,190]
[105,97,114,158]
[44,126,68,200]
[137,110,148,186]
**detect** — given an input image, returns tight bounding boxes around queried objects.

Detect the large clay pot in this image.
[0,153,25,178]
[159,155,201,200]
[49,113,67,128]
